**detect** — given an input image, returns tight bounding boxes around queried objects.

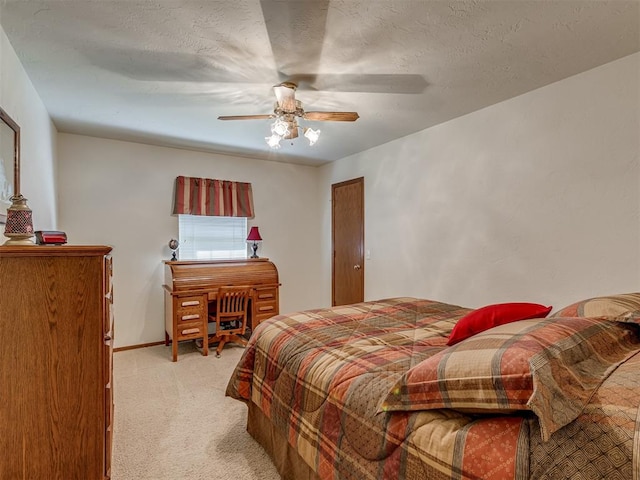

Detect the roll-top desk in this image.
[163,258,280,361]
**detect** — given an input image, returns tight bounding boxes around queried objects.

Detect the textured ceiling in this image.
[1,1,639,166]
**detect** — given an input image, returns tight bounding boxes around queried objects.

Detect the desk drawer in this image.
[253,286,279,327]
[177,295,206,309]
[255,287,277,302]
[255,301,277,316]
[175,294,207,324]
[177,321,205,340]
[254,312,277,326]
[176,308,204,323]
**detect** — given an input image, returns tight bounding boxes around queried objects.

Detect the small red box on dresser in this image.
[35,230,67,245]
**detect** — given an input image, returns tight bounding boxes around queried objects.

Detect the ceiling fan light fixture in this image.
[221,81,358,150]
[265,134,282,149]
[271,117,290,137]
[304,127,321,146]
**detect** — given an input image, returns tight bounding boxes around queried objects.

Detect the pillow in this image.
[551,292,640,323]
[447,302,552,346]
[381,316,640,441]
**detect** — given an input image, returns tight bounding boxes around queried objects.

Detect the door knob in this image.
[353,264,361,270]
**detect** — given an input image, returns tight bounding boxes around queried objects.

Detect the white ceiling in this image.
[1,1,639,166]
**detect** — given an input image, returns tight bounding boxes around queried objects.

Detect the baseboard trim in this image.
[114,341,165,352]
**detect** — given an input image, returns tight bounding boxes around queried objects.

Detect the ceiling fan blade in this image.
[304,111,360,122]
[273,82,298,112]
[218,114,272,121]
[311,74,428,95]
[260,0,328,84]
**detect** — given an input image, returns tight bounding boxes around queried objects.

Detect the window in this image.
[178,215,247,260]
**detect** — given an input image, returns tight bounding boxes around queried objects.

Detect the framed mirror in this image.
[0,107,20,224]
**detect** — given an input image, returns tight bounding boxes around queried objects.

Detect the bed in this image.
[225,294,640,479]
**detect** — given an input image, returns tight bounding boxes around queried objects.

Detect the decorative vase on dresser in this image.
[0,245,114,480]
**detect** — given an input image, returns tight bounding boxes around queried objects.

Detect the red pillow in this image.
[447,302,552,346]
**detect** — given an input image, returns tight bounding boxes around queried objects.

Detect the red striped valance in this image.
[172,176,255,217]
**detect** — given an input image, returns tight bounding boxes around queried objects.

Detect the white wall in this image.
[320,53,640,312]
[22,27,638,346]
[57,134,323,348]
[0,25,57,235]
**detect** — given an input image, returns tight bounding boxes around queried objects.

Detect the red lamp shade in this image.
[246,226,262,242]
[247,226,262,259]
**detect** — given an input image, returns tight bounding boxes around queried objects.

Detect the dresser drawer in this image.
[104,381,113,479]
[104,256,113,335]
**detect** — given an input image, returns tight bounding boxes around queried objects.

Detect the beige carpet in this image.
[111,342,281,480]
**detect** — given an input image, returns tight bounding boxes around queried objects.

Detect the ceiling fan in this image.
[218,81,359,148]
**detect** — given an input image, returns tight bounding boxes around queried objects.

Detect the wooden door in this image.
[332,177,364,306]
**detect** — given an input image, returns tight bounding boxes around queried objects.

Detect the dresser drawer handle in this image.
[258,293,274,299]
[181,314,200,320]
[258,306,274,312]
[181,327,200,335]
[181,300,200,307]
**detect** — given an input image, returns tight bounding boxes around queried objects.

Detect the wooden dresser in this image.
[0,245,114,480]
[163,258,280,361]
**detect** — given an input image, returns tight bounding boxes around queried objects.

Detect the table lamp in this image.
[246,226,262,258]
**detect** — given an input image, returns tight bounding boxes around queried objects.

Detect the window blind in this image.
[178,215,247,260]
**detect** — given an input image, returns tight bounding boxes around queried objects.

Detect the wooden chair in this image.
[208,286,251,357]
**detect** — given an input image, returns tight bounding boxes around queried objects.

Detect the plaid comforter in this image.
[226,297,640,480]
